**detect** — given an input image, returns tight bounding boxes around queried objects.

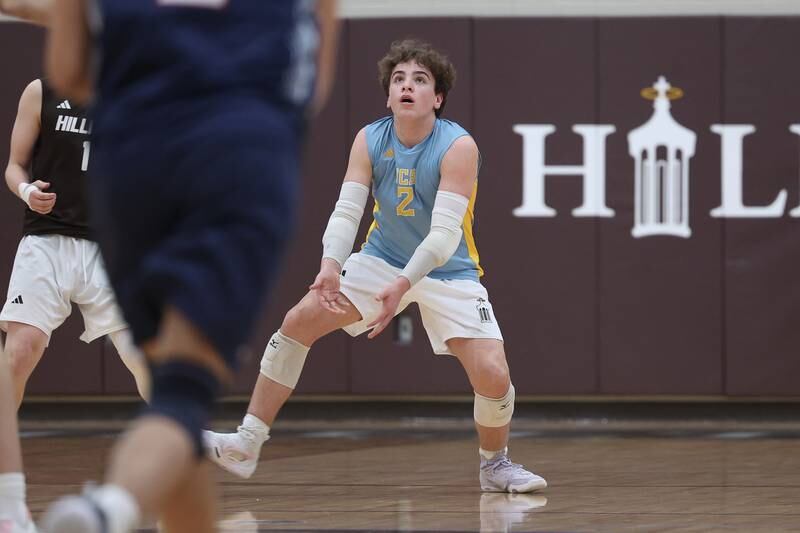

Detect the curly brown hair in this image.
[377,39,456,118]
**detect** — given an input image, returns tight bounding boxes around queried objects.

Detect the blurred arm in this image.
[46,0,92,104]
[311,0,340,115]
[0,0,52,26]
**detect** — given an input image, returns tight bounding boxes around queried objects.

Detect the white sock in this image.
[0,472,29,524]
[92,484,140,533]
[0,472,25,502]
[479,447,508,461]
[237,414,271,449]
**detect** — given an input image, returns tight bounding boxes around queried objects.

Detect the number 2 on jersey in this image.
[396,187,415,216]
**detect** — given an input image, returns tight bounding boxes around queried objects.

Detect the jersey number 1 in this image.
[81,141,91,172]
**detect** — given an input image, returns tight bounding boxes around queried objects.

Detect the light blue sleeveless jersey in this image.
[361,116,483,281]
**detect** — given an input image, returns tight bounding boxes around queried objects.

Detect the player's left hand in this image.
[366,276,411,339]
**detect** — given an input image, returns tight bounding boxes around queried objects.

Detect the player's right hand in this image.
[24,180,57,214]
[309,259,349,314]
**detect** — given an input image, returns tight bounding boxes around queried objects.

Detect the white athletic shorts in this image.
[0,235,126,344]
[340,253,503,355]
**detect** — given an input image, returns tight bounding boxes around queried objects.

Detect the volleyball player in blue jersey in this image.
[206,39,547,495]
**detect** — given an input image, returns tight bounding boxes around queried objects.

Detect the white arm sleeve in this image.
[400,190,470,287]
[321,181,370,268]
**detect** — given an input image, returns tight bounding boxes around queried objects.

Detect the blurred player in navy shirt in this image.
[40,1,338,532]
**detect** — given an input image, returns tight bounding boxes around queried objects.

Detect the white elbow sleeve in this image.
[321,181,370,268]
[400,191,470,286]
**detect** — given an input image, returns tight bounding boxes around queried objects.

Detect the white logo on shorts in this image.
[476,298,492,324]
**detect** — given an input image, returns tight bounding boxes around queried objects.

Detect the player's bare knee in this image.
[466,346,509,396]
[7,352,28,381]
[281,304,309,335]
[478,361,511,397]
[281,296,329,345]
[5,333,44,379]
[6,326,46,354]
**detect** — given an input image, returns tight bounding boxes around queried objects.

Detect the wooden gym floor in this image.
[18,404,800,532]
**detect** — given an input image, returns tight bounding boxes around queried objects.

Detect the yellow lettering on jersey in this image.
[395,168,416,216]
[396,168,416,186]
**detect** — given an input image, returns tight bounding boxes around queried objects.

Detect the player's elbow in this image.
[1,0,23,16]
[4,166,15,194]
[46,62,91,105]
[53,78,91,105]
[0,0,50,25]
[0,0,25,19]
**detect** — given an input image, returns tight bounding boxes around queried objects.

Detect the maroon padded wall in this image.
[2,16,799,397]
[595,18,723,394]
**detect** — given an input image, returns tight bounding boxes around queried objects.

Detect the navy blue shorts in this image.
[89,104,301,368]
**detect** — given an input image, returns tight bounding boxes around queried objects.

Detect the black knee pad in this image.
[146,360,219,458]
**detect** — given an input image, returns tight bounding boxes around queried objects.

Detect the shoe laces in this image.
[486,455,524,475]
[236,425,269,446]
[236,428,258,446]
